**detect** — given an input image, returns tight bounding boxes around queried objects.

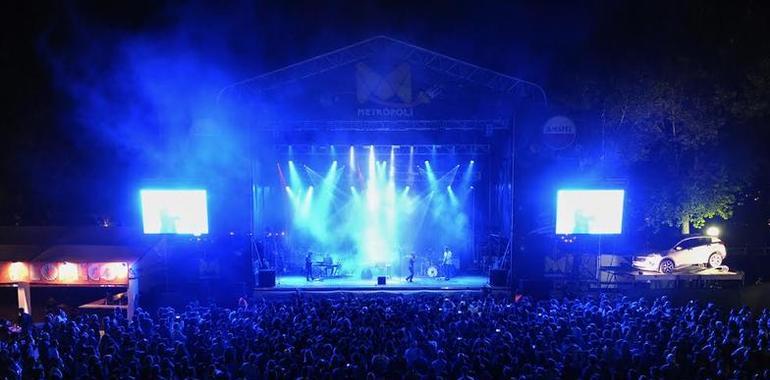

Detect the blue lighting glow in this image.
[283,153,474,274]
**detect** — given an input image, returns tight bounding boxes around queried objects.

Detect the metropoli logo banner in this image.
[355,63,435,118]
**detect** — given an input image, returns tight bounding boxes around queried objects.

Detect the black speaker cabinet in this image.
[489,269,507,287]
[258,270,276,288]
[377,276,387,285]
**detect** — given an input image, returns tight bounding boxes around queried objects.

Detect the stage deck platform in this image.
[631,267,744,282]
[620,267,745,289]
[257,275,491,293]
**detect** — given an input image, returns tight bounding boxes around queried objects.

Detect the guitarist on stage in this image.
[442,246,453,281]
[406,253,416,283]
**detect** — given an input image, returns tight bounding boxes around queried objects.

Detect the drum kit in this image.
[412,252,457,278]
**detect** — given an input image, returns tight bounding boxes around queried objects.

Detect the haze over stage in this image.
[276,146,476,278]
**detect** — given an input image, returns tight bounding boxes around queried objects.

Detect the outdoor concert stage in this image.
[259,275,490,293]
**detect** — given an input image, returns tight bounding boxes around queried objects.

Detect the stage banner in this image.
[0,262,129,285]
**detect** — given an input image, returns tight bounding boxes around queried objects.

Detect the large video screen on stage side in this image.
[555,189,624,234]
[140,189,209,235]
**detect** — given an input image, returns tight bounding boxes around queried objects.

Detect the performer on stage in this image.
[305,251,313,281]
[406,253,415,282]
[442,246,453,280]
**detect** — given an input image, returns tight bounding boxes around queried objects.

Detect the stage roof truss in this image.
[275,144,490,157]
[219,36,547,103]
[261,119,510,132]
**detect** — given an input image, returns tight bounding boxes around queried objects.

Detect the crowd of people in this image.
[1,293,769,379]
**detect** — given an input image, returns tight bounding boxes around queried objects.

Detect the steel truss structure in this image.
[258,119,510,132]
[274,144,491,157]
[220,36,547,103]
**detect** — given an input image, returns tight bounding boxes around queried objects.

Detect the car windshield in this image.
[673,237,719,250]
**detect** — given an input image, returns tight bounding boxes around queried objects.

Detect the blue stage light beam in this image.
[461,161,474,186]
[276,163,287,187]
[408,146,415,185]
[447,185,459,207]
[285,186,301,211]
[301,186,314,217]
[303,165,323,186]
[349,146,356,171]
[366,146,380,211]
[368,146,376,180]
[459,161,475,202]
[446,164,460,188]
[287,160,303,191]
[424,161,437,189]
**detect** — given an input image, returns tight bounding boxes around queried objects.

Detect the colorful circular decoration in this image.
[40,263,58,281]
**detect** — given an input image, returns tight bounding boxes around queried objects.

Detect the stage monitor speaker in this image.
[489,269,507,287]
[377,276,386,285]
[258,270,276,288]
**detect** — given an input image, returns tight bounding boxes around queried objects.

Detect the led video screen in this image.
[140,189,209,235]
[555,189,624,234]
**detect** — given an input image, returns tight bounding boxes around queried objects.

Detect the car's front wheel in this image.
[659,259,675,274]
[708,253,723,268]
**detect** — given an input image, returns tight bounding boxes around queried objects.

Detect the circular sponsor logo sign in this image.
[543,116,576,150]
[88,264,101,281]
[41,263,59,281]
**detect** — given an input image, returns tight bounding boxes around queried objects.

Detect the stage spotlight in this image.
[424,160,437,189]
[349,146,356,170]
[706,226,720,237]
[447,185,459,206]
[470,160,475,164]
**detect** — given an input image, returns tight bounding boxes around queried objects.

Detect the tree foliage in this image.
[566,66,744,234]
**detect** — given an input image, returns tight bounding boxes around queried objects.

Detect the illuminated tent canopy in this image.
[0,227,146,318]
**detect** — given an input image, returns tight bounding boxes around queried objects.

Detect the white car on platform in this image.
[632,236,727,274]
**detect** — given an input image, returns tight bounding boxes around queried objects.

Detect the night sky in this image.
[1,1,769,241]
